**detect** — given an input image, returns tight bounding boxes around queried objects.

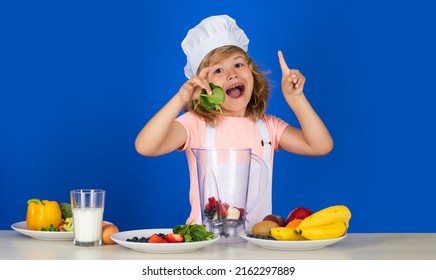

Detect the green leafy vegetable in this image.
[41,224,60,231]
[194,83,225,113]
[59,202,73,219]
[173,224,214,242]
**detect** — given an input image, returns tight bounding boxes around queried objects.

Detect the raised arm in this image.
[277,50,333,156]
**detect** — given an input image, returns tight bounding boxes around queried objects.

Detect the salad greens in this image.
[173,224,215,242]
[41,224,60,231]
[194,83,225,113]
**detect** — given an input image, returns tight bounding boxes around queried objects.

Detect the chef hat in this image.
[181,15,249,79]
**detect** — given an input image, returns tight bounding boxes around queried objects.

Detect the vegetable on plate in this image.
[26,198,62,231]
[173,224,214,242]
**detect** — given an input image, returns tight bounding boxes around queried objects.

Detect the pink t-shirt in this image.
[176,111,289,228]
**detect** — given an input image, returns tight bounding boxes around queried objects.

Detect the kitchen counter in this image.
[1,230,436,260]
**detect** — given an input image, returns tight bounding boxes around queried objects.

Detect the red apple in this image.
[262,214,285,227]
[285,207,313,225]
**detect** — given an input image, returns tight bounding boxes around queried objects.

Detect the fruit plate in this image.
[11,221,74,241]
[239,230,347,251]
[110,228,220,253]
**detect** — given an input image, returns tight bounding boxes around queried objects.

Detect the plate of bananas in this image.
[240,205,351,250]
[239,231,347,251]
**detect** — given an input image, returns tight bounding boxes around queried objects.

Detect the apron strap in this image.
[205,125,216,147]
[255,118,271,165]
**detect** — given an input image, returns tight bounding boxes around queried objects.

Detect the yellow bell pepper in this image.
[26,198,62,230]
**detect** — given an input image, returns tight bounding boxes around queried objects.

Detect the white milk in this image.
[72,208,104,243]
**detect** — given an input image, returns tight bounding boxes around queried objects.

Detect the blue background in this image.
[1,0,435,232]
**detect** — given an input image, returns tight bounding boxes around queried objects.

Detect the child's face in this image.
[206,52,254,117]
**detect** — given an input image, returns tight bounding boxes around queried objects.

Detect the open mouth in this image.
[226,84,245,98]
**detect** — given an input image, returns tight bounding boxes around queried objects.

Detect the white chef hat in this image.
[181,15,249,79]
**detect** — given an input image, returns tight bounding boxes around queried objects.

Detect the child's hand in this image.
[278,50,305,97]
[177,66,213,104]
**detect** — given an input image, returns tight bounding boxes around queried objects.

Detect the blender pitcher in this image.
[192,147,268,243]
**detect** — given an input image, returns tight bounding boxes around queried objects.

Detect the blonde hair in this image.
[184,46,270,126]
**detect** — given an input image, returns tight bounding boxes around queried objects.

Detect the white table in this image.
[1,231,436,260]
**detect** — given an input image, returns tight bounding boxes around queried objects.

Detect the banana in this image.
[296,205,351,231]
[270,227,306,241]
[298,221,347,240]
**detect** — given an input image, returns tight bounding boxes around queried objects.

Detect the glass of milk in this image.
[70,189,105,246]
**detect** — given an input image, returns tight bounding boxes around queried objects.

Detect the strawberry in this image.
[207,197,216,209]
[237,207,245,219]
[218,203,228,218]
[148,234,167,243]
[164,233,184,243]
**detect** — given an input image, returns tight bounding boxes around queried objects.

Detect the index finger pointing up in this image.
[277,50,290,72]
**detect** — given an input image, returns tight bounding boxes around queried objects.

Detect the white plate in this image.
[11,221,74,241]
[110,228,220,253]
[239,230,347,250]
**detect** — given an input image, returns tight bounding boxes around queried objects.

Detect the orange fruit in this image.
[286,218,303,229]
[102,224,119,245]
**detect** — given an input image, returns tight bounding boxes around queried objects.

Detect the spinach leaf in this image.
[172,223,214,242]
[194,83,225,113]
[190,227,207,241]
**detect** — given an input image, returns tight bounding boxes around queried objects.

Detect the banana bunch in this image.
[295,205,351,240]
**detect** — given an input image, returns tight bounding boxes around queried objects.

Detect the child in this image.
[135,15,333,228]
